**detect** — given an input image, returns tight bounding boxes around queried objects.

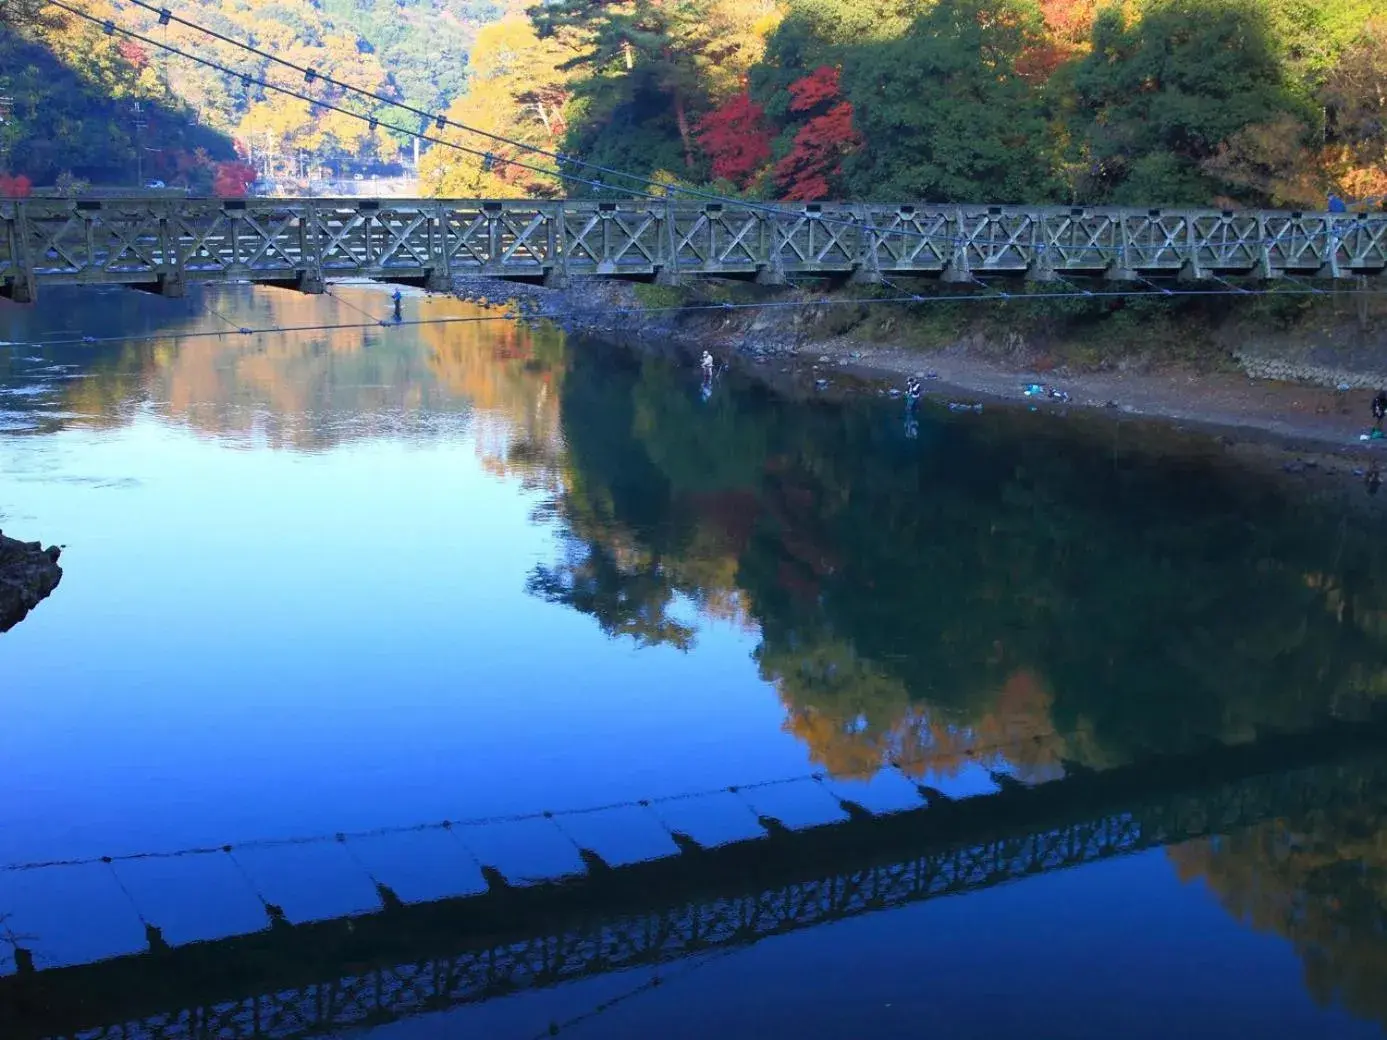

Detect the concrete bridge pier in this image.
[1027,241,1058,282]
[131,272,185,299]
[1,270,36,303]
[293,268,326,295]
[754,263,788,286]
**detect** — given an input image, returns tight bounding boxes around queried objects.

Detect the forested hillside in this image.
[0,0,501,188]
[3,0,1381,206]
[424,0,1386,209]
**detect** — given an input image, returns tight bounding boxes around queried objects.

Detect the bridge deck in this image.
[2,197,1384,302]
[4,718,1387,1040]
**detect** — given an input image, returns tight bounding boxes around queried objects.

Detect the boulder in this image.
[0,531,63,633]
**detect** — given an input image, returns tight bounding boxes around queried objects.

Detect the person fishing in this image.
[1368,461,1382,496]
[701,350,715,382]
[905,376,922,409]
[1373,389,1387,432]
[392,289,403,323]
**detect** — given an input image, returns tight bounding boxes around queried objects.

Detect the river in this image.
[2,283,1386,1039]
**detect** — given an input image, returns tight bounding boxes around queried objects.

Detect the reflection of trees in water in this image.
[31,289,569,475]
[1170,805,1387,1029]
[419,309,567,492]
[771,656,1079,783]
[533,346,1387,782]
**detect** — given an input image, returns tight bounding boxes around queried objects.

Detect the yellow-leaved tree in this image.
[420,13,588,198]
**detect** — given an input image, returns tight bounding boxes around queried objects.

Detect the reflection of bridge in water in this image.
[5,718,1387,1040]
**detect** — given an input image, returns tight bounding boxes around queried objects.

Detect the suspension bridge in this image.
[2,197,1385,304]
[3,716,1387,1040]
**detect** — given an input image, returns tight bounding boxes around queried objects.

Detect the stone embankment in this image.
[0,532,63,633]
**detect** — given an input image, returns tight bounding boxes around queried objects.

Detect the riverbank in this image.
[450,273,1387,485]
[0,531,63,633]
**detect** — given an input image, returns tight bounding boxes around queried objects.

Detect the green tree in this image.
[1069,0,1307,205]
[841,0,1064,203]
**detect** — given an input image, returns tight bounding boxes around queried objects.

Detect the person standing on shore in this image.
[1373,389,1387,432]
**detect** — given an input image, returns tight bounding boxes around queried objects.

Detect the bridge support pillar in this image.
[0,272,36,303]
[1027,243,1058,283]
[293,269,326,295]
[132,272,185,299]
[754,261,787,286]
[851,204,882,285]
[654,264,682,287]
[424,267,452,293]
[941,260,972,284]
[543,265,570,290]
[1104,263,1136,282]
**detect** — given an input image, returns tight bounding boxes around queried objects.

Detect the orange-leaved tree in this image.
[212,161,256,198]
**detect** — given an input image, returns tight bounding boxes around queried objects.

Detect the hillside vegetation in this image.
[0,0,502,187]
[423,0,1385,210]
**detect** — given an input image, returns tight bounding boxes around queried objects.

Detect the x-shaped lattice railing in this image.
[25,213,88,273]
[1190,216,1262,269]
[494,209,551,266]
[777,211,859,266]
[230,211,300,271]
[1122,215,1189,268]
[368,210,432,269]
[442,209,497,267]
[97,213,165,273]
[173,212,236,272]
[1042,216,1118,268]
[862,210,951,267]
[958,212,1038,268]
[1264,216,1332,268]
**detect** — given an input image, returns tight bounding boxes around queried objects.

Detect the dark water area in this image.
[3,284,1387,1039]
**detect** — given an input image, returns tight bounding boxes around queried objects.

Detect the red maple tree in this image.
[773,67,860,202]
[117,39,150,69]
[0,173,33,198]
[696,91,772,188]
[212,161,256,198]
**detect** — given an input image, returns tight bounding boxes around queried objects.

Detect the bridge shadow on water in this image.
[4,715,1387,1040]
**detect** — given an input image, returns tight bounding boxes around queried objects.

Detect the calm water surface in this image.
[2,284,1387,1039]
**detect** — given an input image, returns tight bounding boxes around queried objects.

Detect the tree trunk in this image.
[674,91,694,169]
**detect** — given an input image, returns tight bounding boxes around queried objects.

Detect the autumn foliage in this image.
[772,67,860,202]
[695,91,772,188]
[212,161,256,198]
[0,173,33,198]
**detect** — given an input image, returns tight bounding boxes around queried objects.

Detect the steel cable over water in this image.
[11,280,1387,351]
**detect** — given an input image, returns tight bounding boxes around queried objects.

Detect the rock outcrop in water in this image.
[0,531,63,633]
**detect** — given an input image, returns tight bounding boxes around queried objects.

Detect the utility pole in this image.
[132,101,147,185]
[0,95,13,172]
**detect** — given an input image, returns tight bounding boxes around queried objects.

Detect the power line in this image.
[14,280,1387,351]
[62,0,1375,261]
[52,0,595,195]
